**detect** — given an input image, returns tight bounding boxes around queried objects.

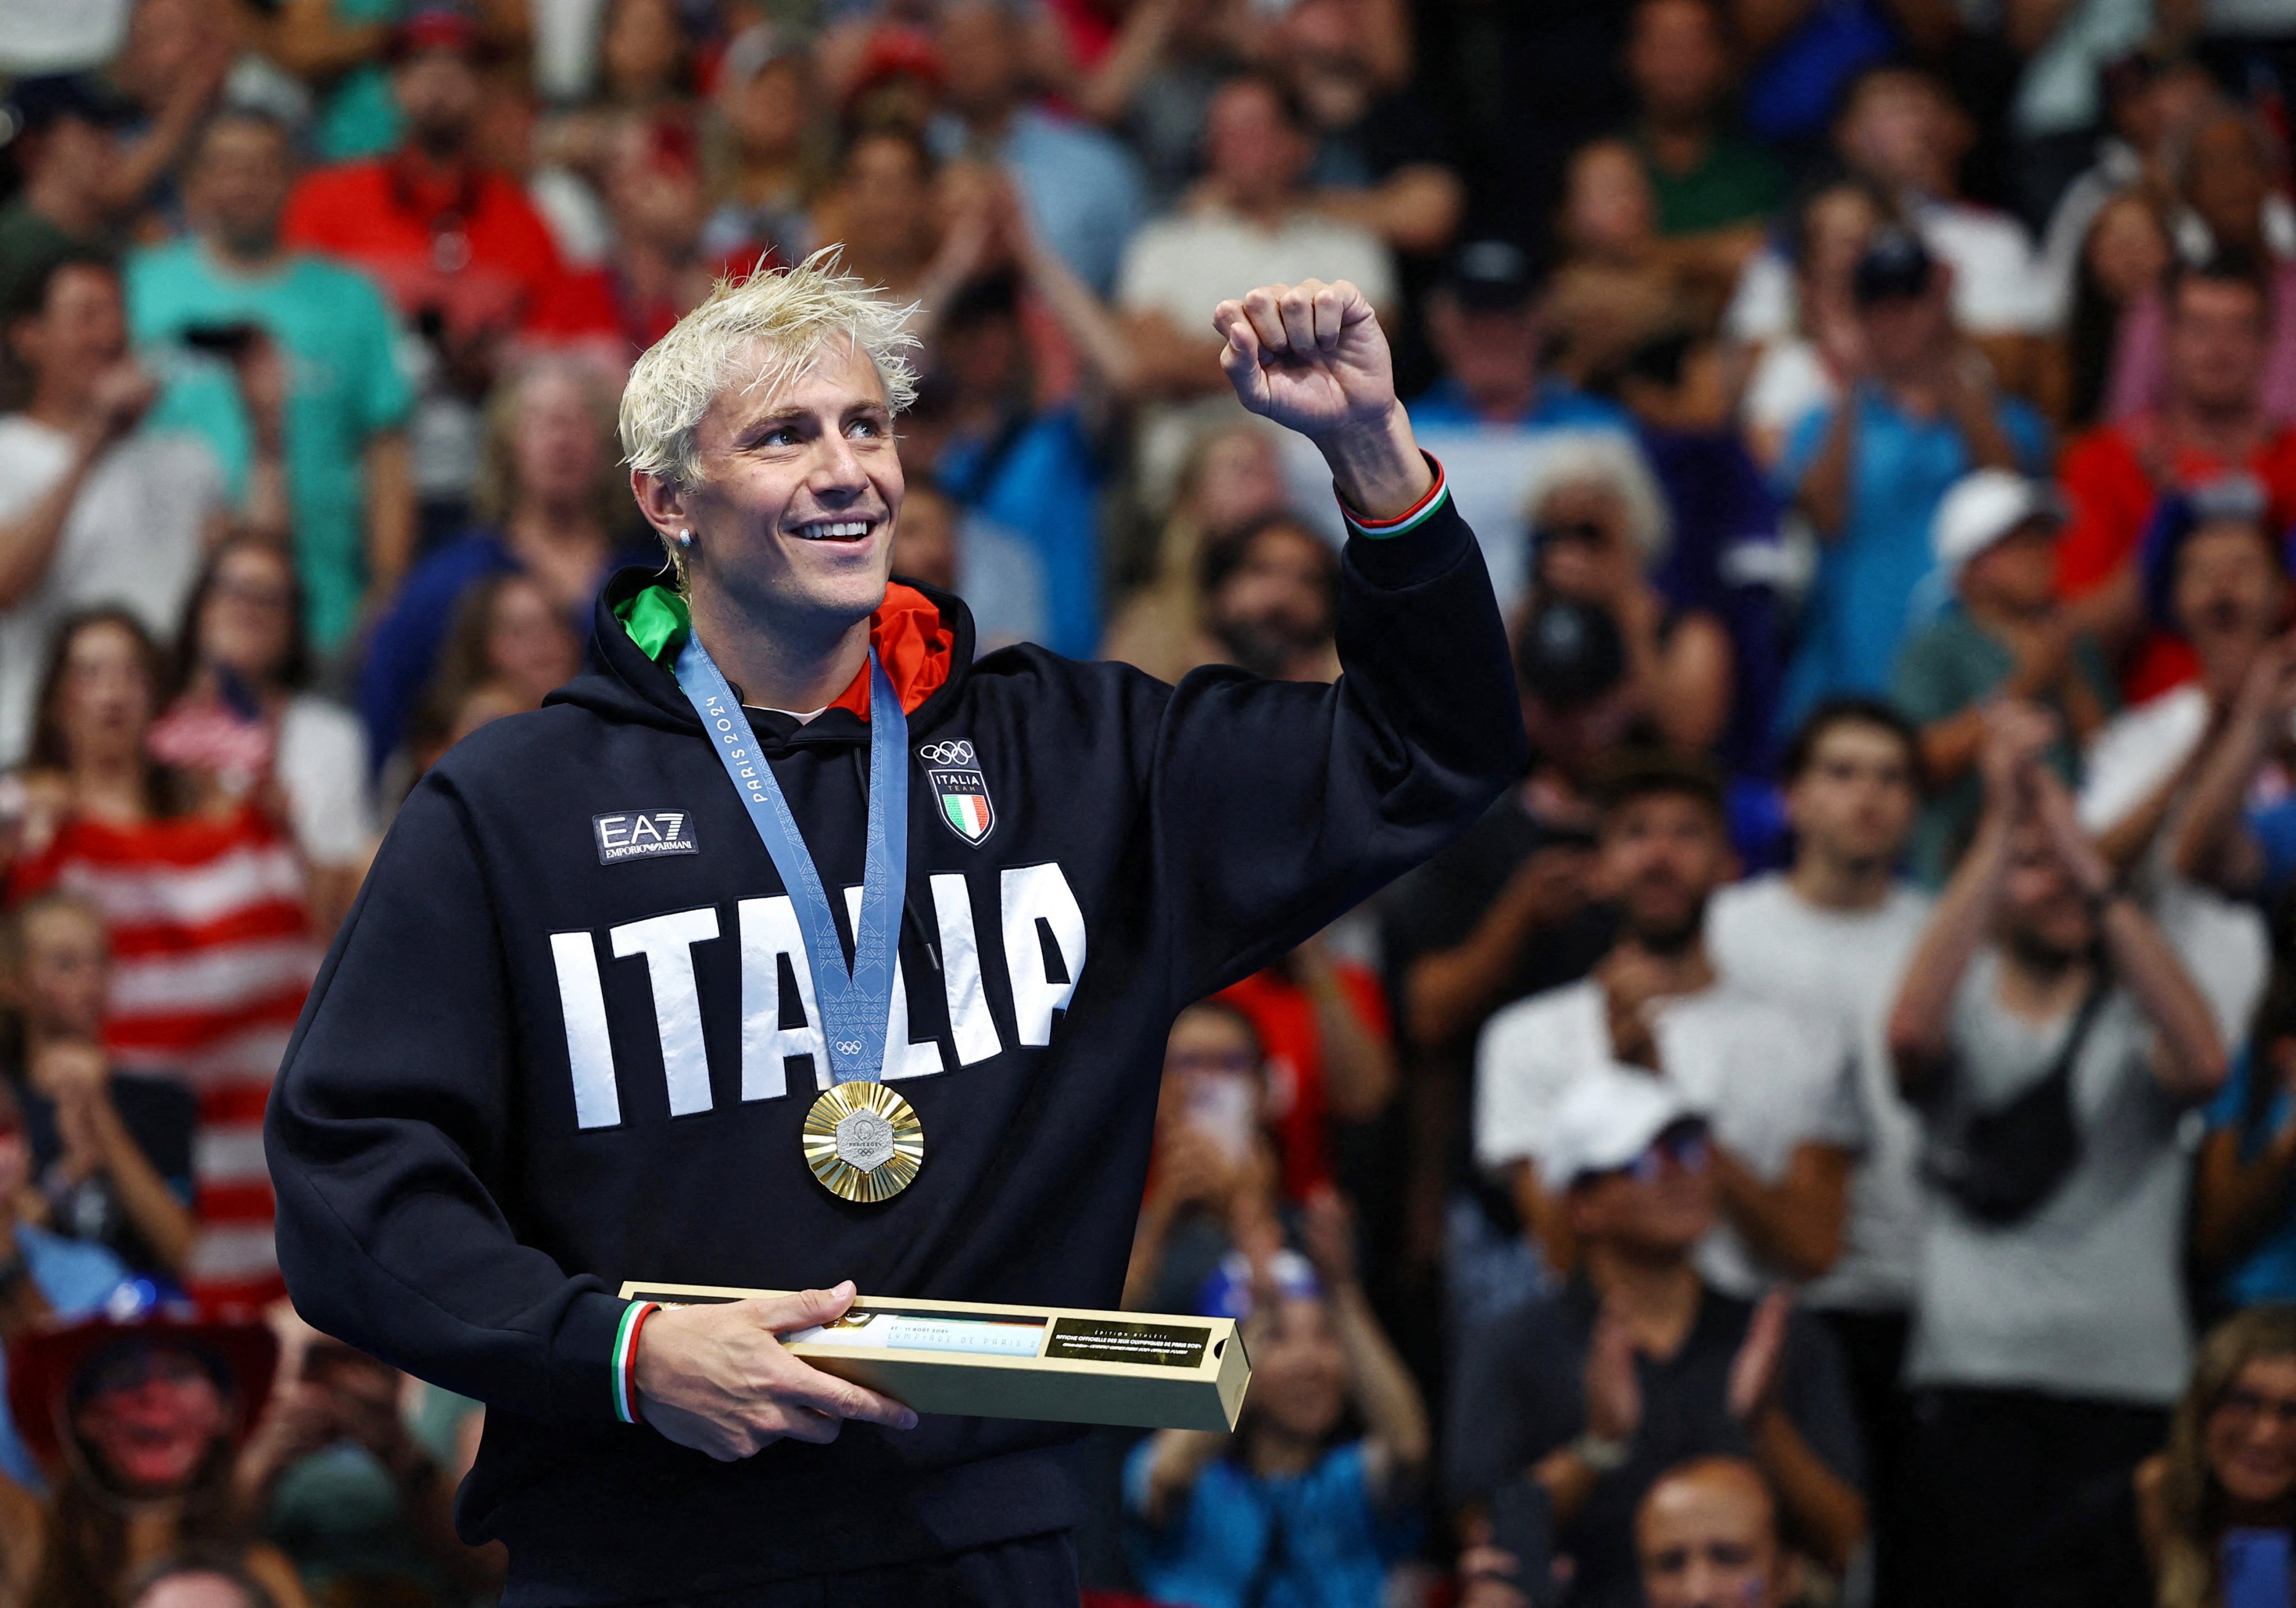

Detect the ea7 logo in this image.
[593,810,698,864]
[920,739,995,845]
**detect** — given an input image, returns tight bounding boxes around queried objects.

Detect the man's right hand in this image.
[81,359,158,454]
[632,1283,920,1461]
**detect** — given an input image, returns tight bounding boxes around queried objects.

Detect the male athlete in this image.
[267,256,1525,1604]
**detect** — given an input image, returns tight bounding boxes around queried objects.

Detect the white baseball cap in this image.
[1538,1064,1702,1189]
[1932,469,2065,584]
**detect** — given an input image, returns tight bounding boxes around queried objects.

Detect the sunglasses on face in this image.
[1609,1124,1710,1185]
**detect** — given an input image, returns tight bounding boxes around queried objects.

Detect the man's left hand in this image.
[1212,280,1432,520]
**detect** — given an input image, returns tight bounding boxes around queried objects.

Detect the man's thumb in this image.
[756,1281,858,1334]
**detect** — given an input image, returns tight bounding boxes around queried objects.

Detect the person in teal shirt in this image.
[295,0,411,161]
[128,109,414,655]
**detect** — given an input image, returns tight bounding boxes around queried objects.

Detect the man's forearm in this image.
[1710,1144,1848,1281]
[1796,404,1858,537]
[366,433,416,603]
[1750,1405,1865,1573]
[2098,896,2226,1097]
[1890,808,2011,1086]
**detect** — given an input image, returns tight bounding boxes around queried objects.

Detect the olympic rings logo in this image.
[918,741,977,767]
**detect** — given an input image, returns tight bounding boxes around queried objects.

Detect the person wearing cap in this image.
[2058,251,2296,705]
[1475,750,1861,1296]
[4,1310,308,1607]
[1892,468,2116,884]
[1128,1190,1428,1608]
[1415,242,1633,436]
[1447,1065,1866,1608]
[1778,224,2049,736]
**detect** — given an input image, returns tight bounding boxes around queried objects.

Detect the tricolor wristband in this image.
[1337,452,1449,540]
[612,1300,659,1425]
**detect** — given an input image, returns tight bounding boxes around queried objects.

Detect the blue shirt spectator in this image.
[1125,1440,1417,1608]
[2203,1047,2296,1307]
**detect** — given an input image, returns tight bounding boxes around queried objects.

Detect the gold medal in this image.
[802,1083,924,1203]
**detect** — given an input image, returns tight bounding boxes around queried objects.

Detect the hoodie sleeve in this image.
[1148,469,1527,1006]
[265,777,630,1430]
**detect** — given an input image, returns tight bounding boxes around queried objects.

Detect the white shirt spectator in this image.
[1475,976,1862,1298]
[1907,949,2197,1404]
[0,420,223,765]
[275,694,377,868]
[1708,874,1934,1312]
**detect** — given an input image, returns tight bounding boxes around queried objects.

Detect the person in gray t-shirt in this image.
[1884,702,2228,1608]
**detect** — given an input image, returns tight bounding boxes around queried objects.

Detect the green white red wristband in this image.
[1337,453,1449,540]
[612,1301,659,1425]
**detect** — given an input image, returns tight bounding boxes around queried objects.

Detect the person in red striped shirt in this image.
[2,608,320,1310]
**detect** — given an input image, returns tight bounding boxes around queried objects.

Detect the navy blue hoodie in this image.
[266,487,1524,1603]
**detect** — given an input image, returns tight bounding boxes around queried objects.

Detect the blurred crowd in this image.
[11,0,2296,1603]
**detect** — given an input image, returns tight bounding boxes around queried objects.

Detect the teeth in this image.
[796,520,872,540]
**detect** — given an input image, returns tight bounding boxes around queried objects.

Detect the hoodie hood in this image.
[548,564,973,741]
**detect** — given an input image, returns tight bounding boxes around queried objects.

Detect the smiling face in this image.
[73,1343,228,1497]
[2207,1355,2296,1509]
[646,335,904,643]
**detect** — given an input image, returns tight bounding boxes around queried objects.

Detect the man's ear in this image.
[630,468,688,544]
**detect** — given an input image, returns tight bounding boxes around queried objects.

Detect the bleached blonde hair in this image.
[618,247,922,496]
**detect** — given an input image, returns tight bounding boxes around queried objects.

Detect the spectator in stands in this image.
[1267,0,1463,259]
[273,0,419,163]
[1521,433,1733,750]
[2053,192,2175,432]
[1416,241,1631,433]
[3,609,317,1311]
[1218,935,1396,1204]
[1123,1000,1286,1315]
[2034,54,2215,335]
[1,893,197,1284]
[361,359,650,774]
[280,1,615,536]
[1777,227,2048,733]
[281,3,609,345]
[933,0,1147,298]
[1738,179,1888,468]
[2195,959,2296,1307]
[1893,470,2114,882]
[163,537,376,936]
[2077,478,2289,856]
[2029,1306,2296,1608]
[0,1072,136,1490]
[236,1314,504,1601]
[2108,109,2296,428]
[1888,709,2228,1608]
[130,108,416,659]
[5,1313,307,1605]
[1103,421,1287,676]
[2166,621,2296,904]
[1633,1457,1800,1608]
[1475,751,1859,1292]
[1830,68,2050,363]
[402,572,582,778]
[1626,0,1785,244]
[699,26,827,268]
[0,71,222,311]
[1705,698,1930,1589]
[2060,255,2296,703]
[1128,1191,1428,1608]
[1542,141,1745,389]
[1196,513,1341,683]
[0,254,224,767]
[1115,70,1394,489]
[1448,1069,1867,1607]
[809,128,953,308]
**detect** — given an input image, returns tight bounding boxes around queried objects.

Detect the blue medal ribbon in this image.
[676,632,908,1085]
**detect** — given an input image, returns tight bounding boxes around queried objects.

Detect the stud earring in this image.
[675,529,693,549]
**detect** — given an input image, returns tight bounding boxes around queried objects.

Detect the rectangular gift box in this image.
[619,1281,1251,1431]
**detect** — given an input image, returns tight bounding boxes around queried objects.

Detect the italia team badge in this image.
[920,740,995,845]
